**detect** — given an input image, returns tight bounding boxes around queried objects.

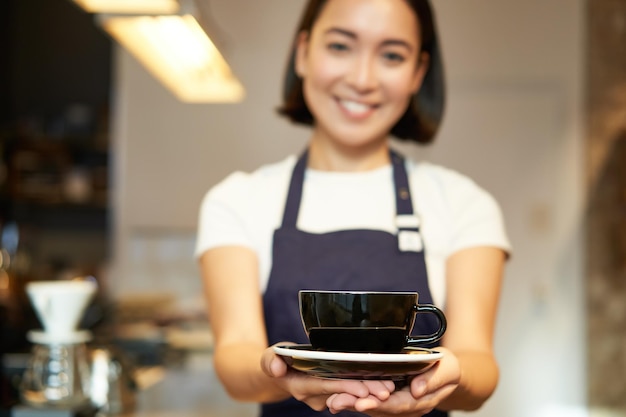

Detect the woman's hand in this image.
[325,247,506,415]
[261,343,396,412]
[326,347,460,416]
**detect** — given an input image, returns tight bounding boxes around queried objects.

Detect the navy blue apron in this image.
[261,150,447,417]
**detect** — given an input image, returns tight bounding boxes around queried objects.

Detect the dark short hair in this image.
[277,0,446,144]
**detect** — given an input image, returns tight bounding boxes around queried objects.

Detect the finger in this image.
[353,395,385,413]
[409,360,443,397]
[269,355,288,377]
[417,382,458,407]
[263,341,300,377]
[260,348,288,378]
[370,384,457,415]
[260,345,283,377]
[382,380,396,392]
[410,348,461,399]
[287,376,370,400]
[362,380,394,400]
[411,377,428,397]
[326,393,339,411]
[327,393,358,413]
[321,379,370,399]
[362,389,415,414]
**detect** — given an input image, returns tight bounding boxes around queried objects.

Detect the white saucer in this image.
[274,344,443,380]
[27,330,93,344]
[274,345,442,362]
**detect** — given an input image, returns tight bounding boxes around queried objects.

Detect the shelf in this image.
[4,200,108,232]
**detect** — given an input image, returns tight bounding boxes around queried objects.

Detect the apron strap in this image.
[390,150,415,217]
[281,150,308,229]
[390,150,423,252]
[281,149,418,230]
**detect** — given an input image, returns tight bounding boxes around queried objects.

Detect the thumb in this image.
[261,344,289,377]
[269,354,288,377]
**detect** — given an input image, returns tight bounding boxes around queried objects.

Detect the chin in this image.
[335,130,390,149]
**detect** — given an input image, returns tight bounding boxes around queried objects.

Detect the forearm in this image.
[213,342,290,403]
[437,351,499,411]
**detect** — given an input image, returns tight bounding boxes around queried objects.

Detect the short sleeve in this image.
[446,174,512,257]
[194,172,254,259]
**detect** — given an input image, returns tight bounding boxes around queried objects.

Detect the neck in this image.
[307,136,390,172]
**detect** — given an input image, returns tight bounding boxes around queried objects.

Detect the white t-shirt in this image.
[194,155,511,308]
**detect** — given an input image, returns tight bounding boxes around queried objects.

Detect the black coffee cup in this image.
[299,290,447,353]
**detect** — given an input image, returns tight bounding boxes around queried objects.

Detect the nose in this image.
[345,54,378,92]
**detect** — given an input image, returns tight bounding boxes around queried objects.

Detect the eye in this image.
[382,51,406,63]
[327,42,350,52]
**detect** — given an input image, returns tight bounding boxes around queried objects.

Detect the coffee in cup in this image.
[299,290,446,353]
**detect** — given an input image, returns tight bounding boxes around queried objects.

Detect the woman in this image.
[195,0,511,416]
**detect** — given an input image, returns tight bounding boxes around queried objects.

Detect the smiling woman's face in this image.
[296,0,428,150]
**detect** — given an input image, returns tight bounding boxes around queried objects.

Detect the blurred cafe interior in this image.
[0,1,625,417]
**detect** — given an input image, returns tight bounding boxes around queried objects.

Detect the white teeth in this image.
[340,100,371,115]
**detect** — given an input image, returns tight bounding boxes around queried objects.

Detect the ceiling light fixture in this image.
[72,0,180,14]
[99,13,245,103]
[75,0,245,103]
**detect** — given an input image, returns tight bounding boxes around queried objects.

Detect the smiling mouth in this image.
[338,99,377,118]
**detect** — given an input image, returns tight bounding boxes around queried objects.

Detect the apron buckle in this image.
[398,230,423,252]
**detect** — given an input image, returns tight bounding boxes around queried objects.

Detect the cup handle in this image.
[406,304,447,346]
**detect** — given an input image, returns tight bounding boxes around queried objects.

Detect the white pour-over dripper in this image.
[26,279,97,344]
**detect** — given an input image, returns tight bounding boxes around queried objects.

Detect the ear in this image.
[295,31,310,78]
[410,52,430,94]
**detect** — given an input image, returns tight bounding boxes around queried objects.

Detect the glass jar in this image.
[20,341,91,408]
